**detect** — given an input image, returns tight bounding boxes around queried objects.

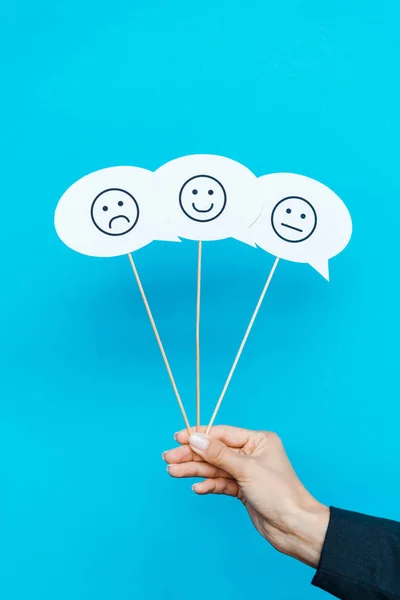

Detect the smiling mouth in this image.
[192,202,214,213]
[281,222,303,233]
[109,215,130,229]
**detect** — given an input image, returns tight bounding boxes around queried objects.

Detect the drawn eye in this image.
[103,206,108,211]
[192,189,198,195]
[286,208,292,214]
[118,201,124,206]
[301,213,306,219]
[208,190,214,195]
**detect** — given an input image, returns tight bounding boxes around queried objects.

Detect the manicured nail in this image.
[192,484,198,491]
[162,452,166,460]
[173,432,178,441]
[189,433,210,451]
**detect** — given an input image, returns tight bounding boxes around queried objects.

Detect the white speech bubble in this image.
[55,166,179,257]
[154,154,262,244]
[250,173,352,280]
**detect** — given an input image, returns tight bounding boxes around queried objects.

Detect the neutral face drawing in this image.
[178,175,227,222]
[91,188,139,236]
[271,196,317,243]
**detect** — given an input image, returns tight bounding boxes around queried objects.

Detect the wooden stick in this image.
[127,253,191,434]
[196,241,202,432]
[206,257,280,434]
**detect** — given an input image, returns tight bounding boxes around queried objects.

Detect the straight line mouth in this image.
[281,222,303,233]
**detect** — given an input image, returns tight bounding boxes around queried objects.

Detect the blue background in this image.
[0,1,398,598]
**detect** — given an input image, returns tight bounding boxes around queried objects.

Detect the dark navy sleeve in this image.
[312,507,400,599]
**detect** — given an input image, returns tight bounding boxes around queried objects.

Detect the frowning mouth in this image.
[109,215,130,228]
[192,203,214,213]
[281,222,303,233]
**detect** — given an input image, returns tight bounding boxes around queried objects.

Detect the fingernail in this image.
[162,452,166,460]
[192,484,198,491]
[173,432,178,441]
[189,433,210,451]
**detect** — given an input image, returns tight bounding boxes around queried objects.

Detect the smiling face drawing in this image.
[179,175,227,222]
[91,188,139,236]
[271,196,317,243]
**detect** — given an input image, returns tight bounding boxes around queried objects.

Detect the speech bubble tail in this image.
[310,258,330,281]
[154,229,181,243]
[242,239,257,248]
[234,230,257,247]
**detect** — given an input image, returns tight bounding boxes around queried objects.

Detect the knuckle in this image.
[208,441,226,464]
[262,430,282,445]
[242,430,282,457]
[211,465,222,477]
[210,480,218,493]
[189,464,199,477]
[270,432,283,447]
[222,480,231,495]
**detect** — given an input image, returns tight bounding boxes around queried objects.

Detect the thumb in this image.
[189,433,244,479]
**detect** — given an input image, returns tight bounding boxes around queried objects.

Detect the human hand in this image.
[163,426,329,568]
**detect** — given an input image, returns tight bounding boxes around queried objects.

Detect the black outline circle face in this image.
[178,175,227,223]
[271,196,317,243]
[91,188,139,236]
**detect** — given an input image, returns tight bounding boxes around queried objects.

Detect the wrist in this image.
[278,500,330,568]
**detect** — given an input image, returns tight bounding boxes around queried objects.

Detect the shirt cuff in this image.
[312,506,400,600]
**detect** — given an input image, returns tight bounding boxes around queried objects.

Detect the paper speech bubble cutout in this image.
[250,173,352,280]
[55,166,179,257]
[154,155,262,243]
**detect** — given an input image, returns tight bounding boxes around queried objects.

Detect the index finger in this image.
[175,425,253,448]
